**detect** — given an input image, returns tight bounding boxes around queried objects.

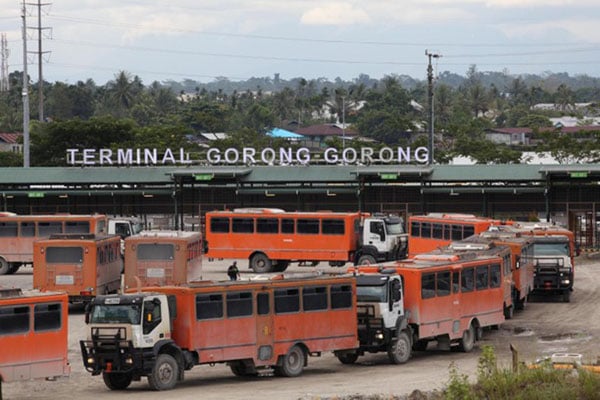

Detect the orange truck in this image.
[0,213,108,275]
[205,208,408,272]
[345,249,508,363]
[123,230,203,290]
[33,233,123,303]
[0,288,70,391]
[80,274,358,391]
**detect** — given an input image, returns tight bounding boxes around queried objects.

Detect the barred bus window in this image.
[463,225,475,238]
[443,224,451,240]
[0,306,30,335]
[137,244,174,261]
[461,267,474,292]
[331,285,352,309]
[421,222,432,238]
[257,293,270,315]
[452,271,460,293]
[257,218,279,234]
[451,224,463,241]
[210,218,230,233]
[196,294,223,320]
[421,273,436,299]
[281,219,294,234]
[39,222,63,236]
[302,286,327,311]
[432,223,443,239]
[232,218,254,233]
[274,288,300,314]
[34,303,62,332]
[321,219,345,235]
[226,292,253,317]
[297,219,319,234]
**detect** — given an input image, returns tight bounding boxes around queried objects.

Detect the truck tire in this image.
[0,257,9,275]
[562,291,571,303]
[148,353,179,391]
[387,331,411,364]
[250,253,273,273]
[8,263,21,274]
[229,361,257,377]
[276,345,305,377]
[336,352,359,364]
[102,371,133,390]
[357,254,376,265]
[458,324,476,353]
[504,304,514,320]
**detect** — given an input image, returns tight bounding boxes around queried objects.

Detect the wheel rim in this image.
[395,338,409,358]
[158,361,174,384]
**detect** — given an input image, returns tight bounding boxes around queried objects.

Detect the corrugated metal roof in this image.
[429,165,546,182]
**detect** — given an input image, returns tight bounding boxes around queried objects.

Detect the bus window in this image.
[275,288,300,313]
[232,218,254,233]
[443,224,451,240]
[432,223,443,239]
[210,218,230,233]
[461,267,474,292]
[490,264,501,288]
[421,222,432,238]
[34,303,62,332]
[46,247,83,264]
[196,294,223,320]
[281,218,294,234]
[0,221,17,237]
[257,218,279,234]
[297,219,319,234]
[437,271,451,296]
[0,305,30,335]
[226,292,253,317]
[330,285,352,309]
[137,243,174,260]
[451,225,463,241]
[38,222,62,236]
[65,221,90,234]
[20,222,35,237]
[464,225,475,238]
[476,265,489,290]
[421,273,436,299]
[303,286,327,311]
[410,221,421,237]
[322,219,345,235]
[257,292,270,315]
[452,271,460,293]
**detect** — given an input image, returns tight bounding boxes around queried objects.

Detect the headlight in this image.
[375,331,384,340]
[87,357,95,365]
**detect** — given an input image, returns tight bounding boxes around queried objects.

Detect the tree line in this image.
[0,66,599,167]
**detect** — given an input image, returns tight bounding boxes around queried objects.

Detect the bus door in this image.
[255,291,274,365]
[449,266,462,336]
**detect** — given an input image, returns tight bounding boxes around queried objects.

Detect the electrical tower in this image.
[0,33,9,92]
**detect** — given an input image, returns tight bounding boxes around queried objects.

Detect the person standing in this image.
[227,261,240,281]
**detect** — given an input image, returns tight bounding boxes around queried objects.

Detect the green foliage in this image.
[0,151,23,166]
[517,114,552,129]
[445,362,475,400]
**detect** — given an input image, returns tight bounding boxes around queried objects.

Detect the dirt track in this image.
[2,256,600,400]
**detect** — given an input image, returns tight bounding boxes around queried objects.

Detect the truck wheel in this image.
[274,261,289,272]
[458,324,476,353]
[562,291,571,303]
[276,345,305,377]
[148,353,179,391]
[357,254,376,265]
[387,331,411,364]
[250,253,273,273]
[229,361,257,377]
[504,304,514,320]
[0,257,9,275]
[336,352,359,365]
[102,372,133,390]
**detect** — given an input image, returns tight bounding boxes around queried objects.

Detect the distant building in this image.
[295,123,358,148]
[0,133,22,153]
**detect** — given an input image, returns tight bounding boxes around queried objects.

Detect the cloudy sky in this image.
[0,0,599,86]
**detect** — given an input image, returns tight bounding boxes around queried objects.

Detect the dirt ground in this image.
[2,255,600,400]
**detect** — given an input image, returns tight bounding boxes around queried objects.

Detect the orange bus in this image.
[33,234,122,303]
[205,208,408,273]
[123,230,203,290]
[350,251,508,353]
[0,213,108,275]
[81,274,358,390]
[408,213,511,257]
[0,288,70,389]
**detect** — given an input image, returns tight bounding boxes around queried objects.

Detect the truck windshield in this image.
[533,242,570,257]
[385,221,405,235]
[356,285,387,302]
[90,304,141,324]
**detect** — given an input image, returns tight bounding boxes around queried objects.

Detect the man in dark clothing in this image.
[227,261,240,281]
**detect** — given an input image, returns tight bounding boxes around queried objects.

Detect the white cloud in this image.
[301,2,370,26]
[499,18,600,42]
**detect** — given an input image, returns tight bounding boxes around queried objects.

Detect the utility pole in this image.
[0,33,9,92]
[22,2,30,167]
[26,0,51,122]
[426,50,440,165]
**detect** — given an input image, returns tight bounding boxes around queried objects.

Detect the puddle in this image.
[538,332,592,343]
